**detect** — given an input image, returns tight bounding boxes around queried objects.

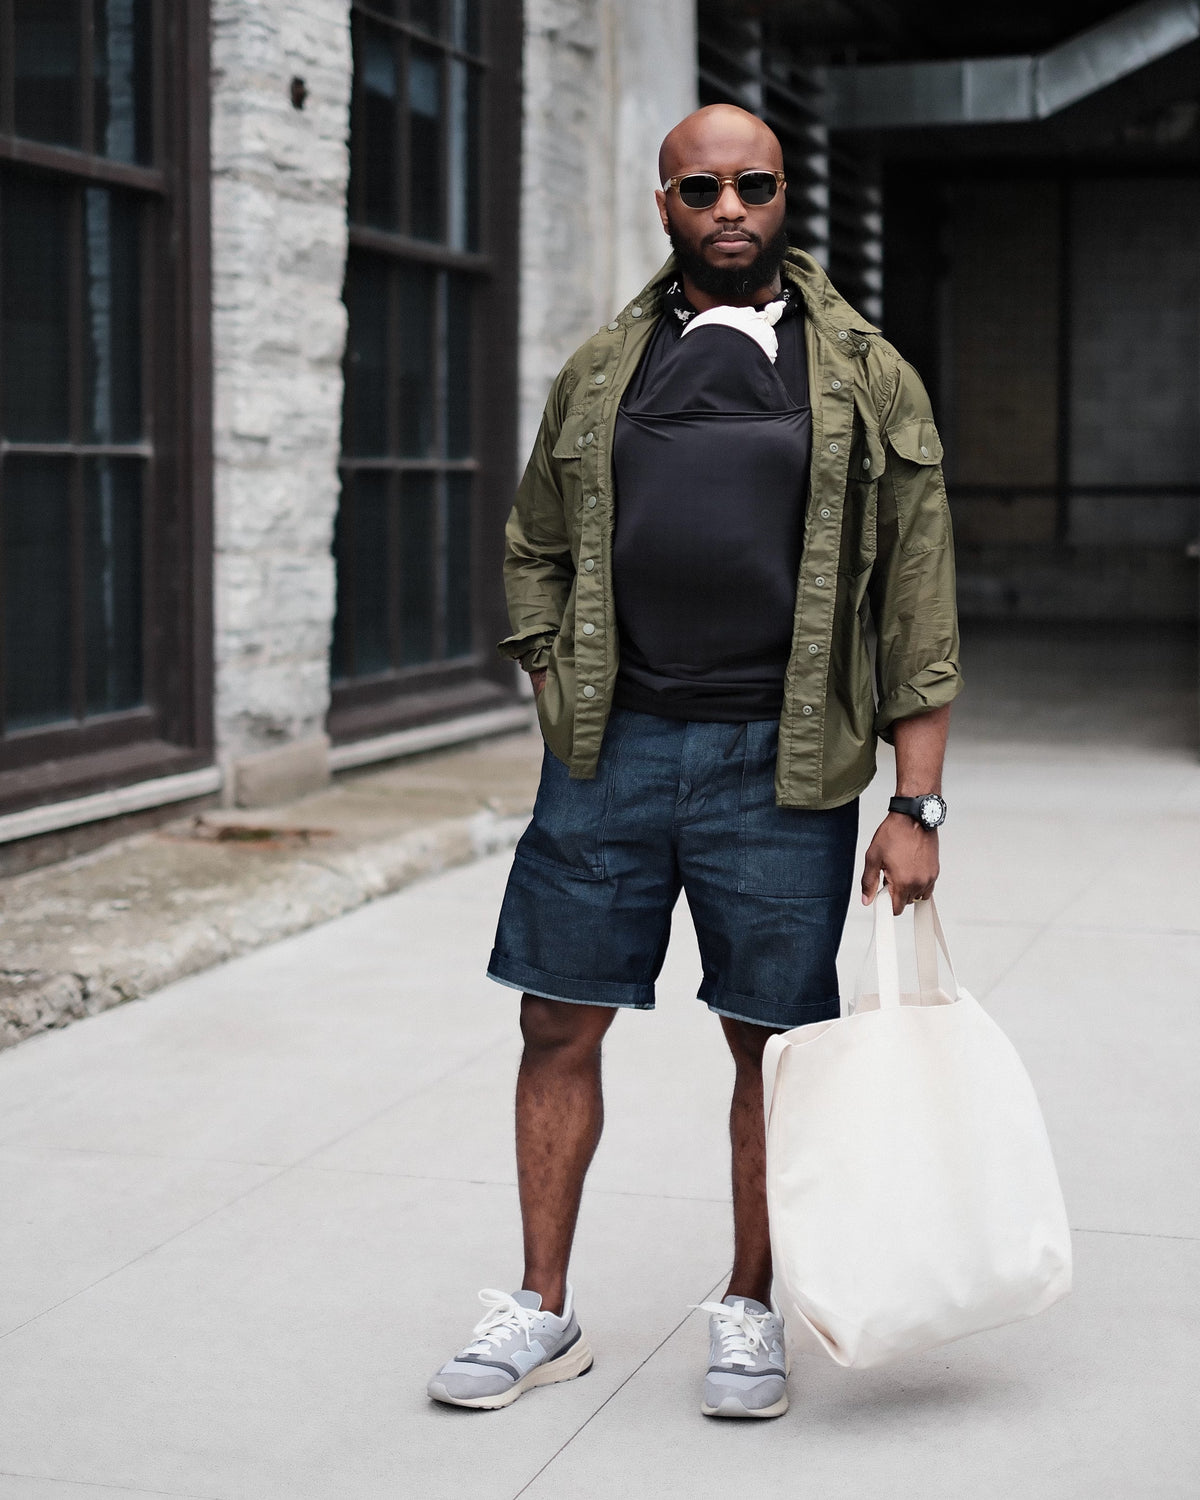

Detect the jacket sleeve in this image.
[496,372,577,672]
[867,357,963,742]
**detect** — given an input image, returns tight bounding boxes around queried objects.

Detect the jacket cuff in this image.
[875,660,963,742]
[497,628,557,671]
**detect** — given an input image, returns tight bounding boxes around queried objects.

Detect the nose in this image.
[712,180,745,221]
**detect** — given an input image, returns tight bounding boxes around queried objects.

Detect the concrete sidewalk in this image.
[0,627,1197,1498]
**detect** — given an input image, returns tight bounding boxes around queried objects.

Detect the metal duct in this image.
[826,0,1200,129]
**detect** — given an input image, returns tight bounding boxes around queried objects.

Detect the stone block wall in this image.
[209,0,353,801]
[519,0,696,458]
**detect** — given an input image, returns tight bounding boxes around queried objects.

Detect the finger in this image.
[890,879,906,916]
[861,849,882,905]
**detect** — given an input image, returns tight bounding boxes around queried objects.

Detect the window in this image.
[0,0,212,811]
[331,0,521,741]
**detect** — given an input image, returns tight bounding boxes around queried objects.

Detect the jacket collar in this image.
[615,248,881,346]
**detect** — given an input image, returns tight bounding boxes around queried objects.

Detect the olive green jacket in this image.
[499,248,962,809]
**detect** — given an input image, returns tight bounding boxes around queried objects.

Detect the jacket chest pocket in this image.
[884,418,948,555]
[839,427,884,575]
[551,412,596,532]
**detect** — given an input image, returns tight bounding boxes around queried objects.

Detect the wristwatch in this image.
[888,793,947,830]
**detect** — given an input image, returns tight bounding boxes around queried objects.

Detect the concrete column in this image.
[209,0,352,806]
[518,0,697,458]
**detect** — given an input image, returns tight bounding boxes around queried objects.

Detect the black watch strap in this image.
[889,794,947,829]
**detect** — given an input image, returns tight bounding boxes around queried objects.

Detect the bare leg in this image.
[516,995,616,1316]
[720,1016,781,1307]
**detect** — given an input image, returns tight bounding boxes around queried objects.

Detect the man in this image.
[428,104,960,1419]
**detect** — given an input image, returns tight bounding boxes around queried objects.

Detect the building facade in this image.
[1,0,1196,869]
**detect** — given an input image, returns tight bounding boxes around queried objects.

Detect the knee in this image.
[520,995,614,1064]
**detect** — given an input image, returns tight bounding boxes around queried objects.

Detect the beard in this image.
[668,221,789,301]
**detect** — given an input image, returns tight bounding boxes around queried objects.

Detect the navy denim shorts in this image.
[487,709,858,1029]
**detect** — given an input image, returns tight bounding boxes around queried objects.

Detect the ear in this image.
[654,189,669,235]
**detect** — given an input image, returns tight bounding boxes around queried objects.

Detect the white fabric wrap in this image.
[678,299,787,364]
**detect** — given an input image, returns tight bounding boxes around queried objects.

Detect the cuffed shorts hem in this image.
[487,952,656,1011]
[699,978,841,1030]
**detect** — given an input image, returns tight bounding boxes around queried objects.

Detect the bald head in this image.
[658,104,783,185]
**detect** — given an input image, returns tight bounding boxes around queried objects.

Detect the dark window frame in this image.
[0,0,213,814]
[329,0,522,745]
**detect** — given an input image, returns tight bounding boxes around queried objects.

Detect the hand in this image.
[529,667,547,698]
[860,812,939,914]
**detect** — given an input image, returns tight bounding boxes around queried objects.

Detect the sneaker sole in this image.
[701,1390,789,1420]
[428,1336,594,1411]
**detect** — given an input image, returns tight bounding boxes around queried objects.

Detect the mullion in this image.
[348,11,365,226]
[397,27,410,237]
[387,469,402,669]
[81,0,96,157]
[137,187,155,722]
[68,186,87,720]
[0,0,13,135]
[432,270,447,659]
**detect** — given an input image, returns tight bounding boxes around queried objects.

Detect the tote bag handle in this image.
[875,886,960,1010]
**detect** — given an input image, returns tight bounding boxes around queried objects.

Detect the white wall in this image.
[518,0,697,458]
[209,0,352,800]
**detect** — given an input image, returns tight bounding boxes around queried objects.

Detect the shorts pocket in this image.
[515,740,614,881]
[737,723,858,897]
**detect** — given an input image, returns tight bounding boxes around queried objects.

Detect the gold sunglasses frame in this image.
[660,170,787,207]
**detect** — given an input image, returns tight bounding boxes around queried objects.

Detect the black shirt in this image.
[611,286,812,721]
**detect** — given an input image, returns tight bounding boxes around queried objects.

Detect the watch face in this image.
[918,794,947,829]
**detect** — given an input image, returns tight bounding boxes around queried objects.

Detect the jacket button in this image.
[828,443,839,454]
[607,321,618,330]
[594,373,606,384]
[576,436,585,448]
[815,575,826,587]
[831,380,842,390]
[837,331,849,340]
[582,684,597,698]
[808,643,819,654]
[584,431,595,444]
[920,444,930,457]
[863,457,871,470]
[586,495,597,508]
[582,622,595,635]
[631,305,644,318]
[820,507,831,519]
[802,705,814,715]
[583,558,595,572]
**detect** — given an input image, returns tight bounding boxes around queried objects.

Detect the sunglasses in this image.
[661,170,786,210]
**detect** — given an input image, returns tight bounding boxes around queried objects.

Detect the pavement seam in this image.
[1073,1226,1199,1243]
[0,1032,506,1345]
[0,1471,222,1499]
[509,1270,729,1500]
[0,1470,223,1500]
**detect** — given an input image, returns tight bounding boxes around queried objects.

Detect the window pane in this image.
[13,0,81,148]
[84,457,142,714]
[343,254,388,456]
[409,45,442,240]
[396,263,435,455]
[398,471,434,664]
[451,0,480,52]
[2,457,74,730]
[84,188,142,444]
[1,176,72,443]
[357,23,399,230]
[447,60,480,252]
[409,0,442,37]
[445,274,471,457]
[94,0,153,164]
[344,471,392,676]
[445,472,472,657]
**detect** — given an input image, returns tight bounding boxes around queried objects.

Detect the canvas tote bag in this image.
[763,892,1072,1369]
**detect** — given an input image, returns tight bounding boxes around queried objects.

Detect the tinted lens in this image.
[737,171,778,206]
[677,174,720,209]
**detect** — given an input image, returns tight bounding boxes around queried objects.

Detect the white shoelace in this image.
[692,1299,772,1368]
[463,1288,540,1355]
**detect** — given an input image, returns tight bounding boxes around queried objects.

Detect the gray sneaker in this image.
[697,1295,789,1418]
[427,1285,593,1410]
